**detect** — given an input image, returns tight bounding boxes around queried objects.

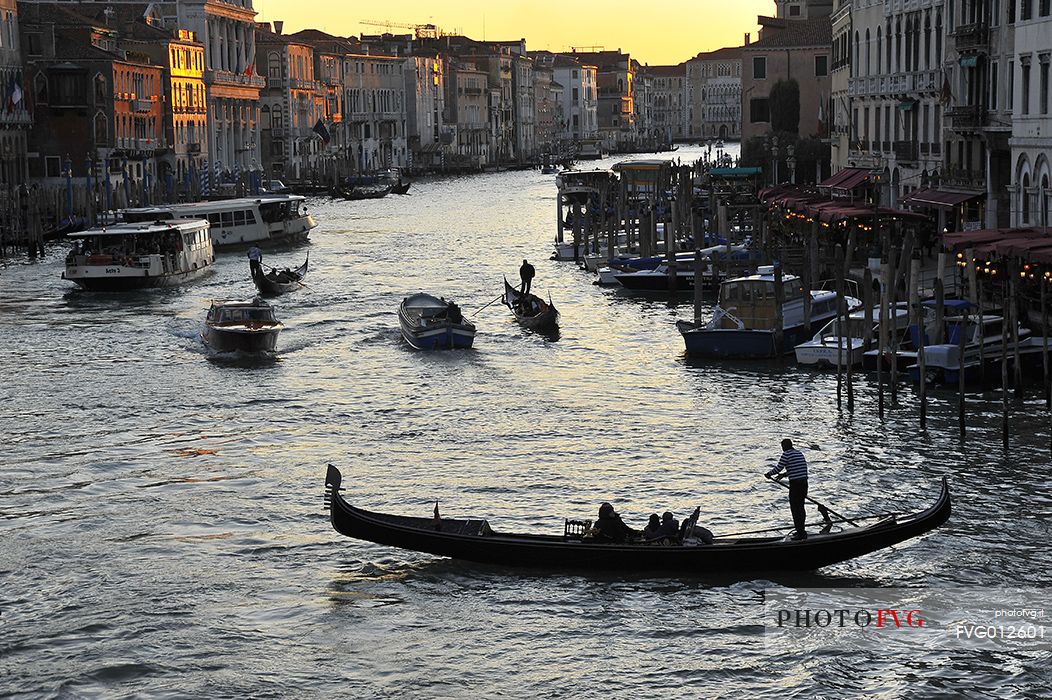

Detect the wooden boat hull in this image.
[325,466,951,573]
[203,327,280,353]
[253,256,308,296]
[503,277,559,332]
[398,293,476,350]
[677,319,831,359]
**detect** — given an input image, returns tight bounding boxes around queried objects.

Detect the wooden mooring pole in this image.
[835,243,844,410]
[1002,276,1010,450]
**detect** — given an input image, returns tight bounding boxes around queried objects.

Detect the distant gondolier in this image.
[248,245,263,278]
[519,259,535,295]
[766,438,809,540]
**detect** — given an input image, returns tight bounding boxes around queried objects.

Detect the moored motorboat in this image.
[203,297,283,354]
[62,218,215,291]
[324,465,951,573]
[677,266,859,358]
[795,303,913,367]
[398,293,476,350]
[503,277,559,332]
[253,253,308,295]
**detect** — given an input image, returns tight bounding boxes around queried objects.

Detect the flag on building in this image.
[816,95,827,139]
[940,74,953,106]
[6,73,23,114]
[312,118,331,145]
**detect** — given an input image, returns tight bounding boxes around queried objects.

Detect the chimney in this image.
[744,33,751,46]
[274,20,283,35]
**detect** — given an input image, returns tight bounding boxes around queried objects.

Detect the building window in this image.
[1022,62,1031,114]
[750,98,770,123]
[44,156,61,178]
[991,61,999,110]
[1042,0,1051,16]
[752,56,767,79]
[1041,59,1050,114]
[1022,0,1033,20]
[1008,60,1015,111]
[789,4,801,15]
[815,55,828,76]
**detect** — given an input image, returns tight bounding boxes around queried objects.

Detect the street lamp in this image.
[769,134,780,186]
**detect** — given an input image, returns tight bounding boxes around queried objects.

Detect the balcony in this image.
[894,140,919,162]
[942,167,985,189]
[132,98,154,113]
[187,142,201,154]
[204,69,266,89]
[952,23,989,53]
[289,77,314,91]
[946,105,988,130]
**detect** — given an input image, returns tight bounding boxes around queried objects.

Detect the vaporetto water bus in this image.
[123,195,315,249]
[62,218,215,291]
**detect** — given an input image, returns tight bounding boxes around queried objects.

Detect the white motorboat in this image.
[62,218,215,291]
[203,297,283,354]
[123,195,315,248]
[909,313,1033,384]
[795,303,913,367]
[398,293,476,350]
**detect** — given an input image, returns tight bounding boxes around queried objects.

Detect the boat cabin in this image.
[717,269,804,330]
[123,195,314,247]
[207,300,278,325]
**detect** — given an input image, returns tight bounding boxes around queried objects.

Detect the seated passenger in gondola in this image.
[591,502,638,543]
[446,302,463,324]
[656,511,680,540]
[642,513,661,540]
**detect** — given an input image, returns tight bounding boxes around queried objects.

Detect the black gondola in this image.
[324,465,951,573]
[502,276,559,332]
[253,253,308,295]
[391,180,411,195]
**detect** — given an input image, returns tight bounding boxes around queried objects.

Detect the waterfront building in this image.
[113,6,207,192]
[444,58,491,168]
[1009,0,1052,226]
[634,61,655,148]
[1009,0,1052,227]
[0,0,29,187]
[256,24,325,181]
[568,49,636,152]
[686,46,742,141]
[511,49,536,162]
[531,61,564,155]
[20,3,164,197]
[740,16,832,148]
[649,64,687,144]
[404,54,447,171]
[550,55,598,144]
[838,0,947,211]
[341,52,408,173]
[175,0,265,176]
[829,0,852,171]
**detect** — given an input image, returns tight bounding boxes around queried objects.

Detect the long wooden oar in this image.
[765,474,860,526]
[471,294,504,317]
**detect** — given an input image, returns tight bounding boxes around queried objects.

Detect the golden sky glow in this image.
[256,0,773,66]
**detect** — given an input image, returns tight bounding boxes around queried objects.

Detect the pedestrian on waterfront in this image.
[592,502,637,543]
[766,438,809,540]
[248,245,263,278]
[519,258,536,295]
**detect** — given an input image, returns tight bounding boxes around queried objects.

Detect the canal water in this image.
[2,145,1051,697]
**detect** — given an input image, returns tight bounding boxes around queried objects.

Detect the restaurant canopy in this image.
[903,188,984,210]
[818,167,870,192]
[941,227,1048,253]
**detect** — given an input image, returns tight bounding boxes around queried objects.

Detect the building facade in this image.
[650,64,688,143]
[0,0,29,187]
[552,55,598,143]
[1009,0,1052,227]
[177,0,265,175]
[686,46,743,141]
[342,53,408,172]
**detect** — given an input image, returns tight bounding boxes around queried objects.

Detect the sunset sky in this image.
[255,0,773,66]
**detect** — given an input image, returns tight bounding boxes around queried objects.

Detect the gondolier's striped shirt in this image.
[773,449,808,481]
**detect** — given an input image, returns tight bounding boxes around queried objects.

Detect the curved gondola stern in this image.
[324,463,343,513]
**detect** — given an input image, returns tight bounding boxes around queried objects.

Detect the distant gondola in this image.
[324,465,951,573]
[253,253,308,295]
[391,180,411,195]
[503,276,559,332]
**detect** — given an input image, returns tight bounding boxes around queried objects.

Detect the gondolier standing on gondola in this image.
[519,259,535,295]
[248,245,263,279]
[766,438,809,540]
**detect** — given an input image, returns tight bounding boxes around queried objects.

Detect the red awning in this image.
[819,167,869,189]
[977,236,1052,259]
[943,227,1049,254]
[903,188,983,209]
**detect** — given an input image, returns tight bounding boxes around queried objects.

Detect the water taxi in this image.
[62,219,214,291]
[123,195,315,249]
[203,298,283,354]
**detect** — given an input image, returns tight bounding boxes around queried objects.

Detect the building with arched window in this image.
[1010,0,1052,227]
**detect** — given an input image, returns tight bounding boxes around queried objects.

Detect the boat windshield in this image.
[822,318,871,338]
[217,307,275,323]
